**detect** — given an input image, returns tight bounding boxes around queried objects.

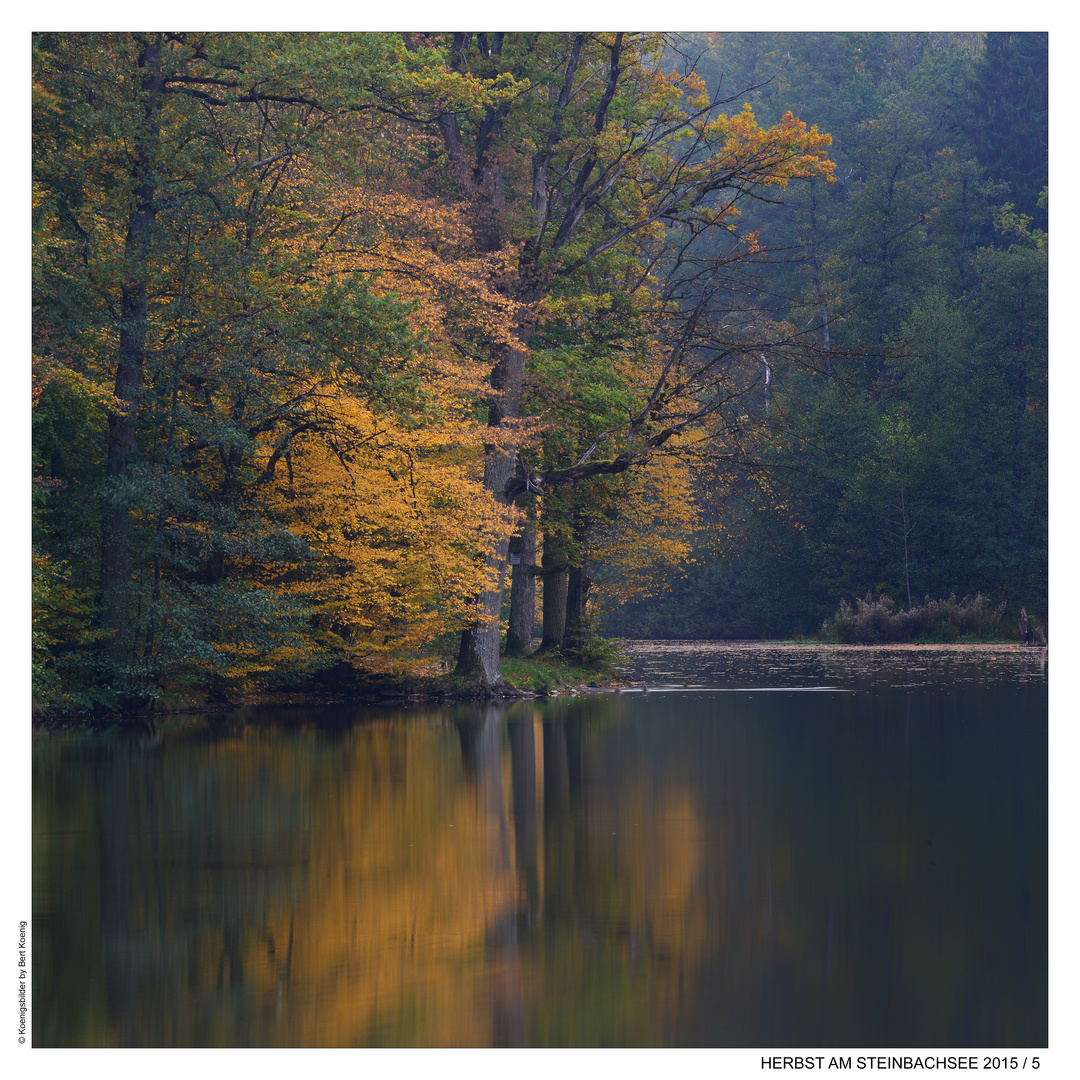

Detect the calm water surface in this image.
[33,643,1047,1047]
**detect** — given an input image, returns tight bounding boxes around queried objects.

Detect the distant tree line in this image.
[600,32,1047,641]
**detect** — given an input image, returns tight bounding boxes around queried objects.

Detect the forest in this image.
[31,31,1048,714]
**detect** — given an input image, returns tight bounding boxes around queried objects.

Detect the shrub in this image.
[561,616,627,674]
[822,593,1007,644]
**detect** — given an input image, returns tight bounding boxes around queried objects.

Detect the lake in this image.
[32,642,1047,1048]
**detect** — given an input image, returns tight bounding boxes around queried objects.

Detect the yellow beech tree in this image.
[32,31,516,706]
[248,158,523,659]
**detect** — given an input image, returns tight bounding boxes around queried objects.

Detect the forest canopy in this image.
[31,31,1047,712]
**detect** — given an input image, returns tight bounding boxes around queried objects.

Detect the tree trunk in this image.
[538,540,568,653]
[98,36,163,695]
[505,516,537,656]
[563,565,592,658]
[808,179,832,373]
[453,337,527,690]
[900,486,913,611]
[439,60,522,691]
[455,534,511,688]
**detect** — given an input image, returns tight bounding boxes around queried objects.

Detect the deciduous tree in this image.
[428,32,833,688]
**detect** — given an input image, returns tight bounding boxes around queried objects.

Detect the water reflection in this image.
[620,640,1048,688]
[33,647,1046,1047]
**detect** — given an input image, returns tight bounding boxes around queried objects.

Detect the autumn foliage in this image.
[32,31,835,710]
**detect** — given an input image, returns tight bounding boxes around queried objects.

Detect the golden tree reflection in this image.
[34,703,720,1046]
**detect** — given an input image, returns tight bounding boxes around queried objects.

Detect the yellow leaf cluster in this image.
[238,152,524,653]
[587,447,701,608]
[264,392,520,653]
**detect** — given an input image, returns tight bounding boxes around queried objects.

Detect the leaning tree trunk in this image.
[99,36,163,699]
[505,516,537,657]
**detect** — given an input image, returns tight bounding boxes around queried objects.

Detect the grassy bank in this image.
[497,651,624,693]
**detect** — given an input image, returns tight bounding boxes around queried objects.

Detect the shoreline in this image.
[33,639,1046,729]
